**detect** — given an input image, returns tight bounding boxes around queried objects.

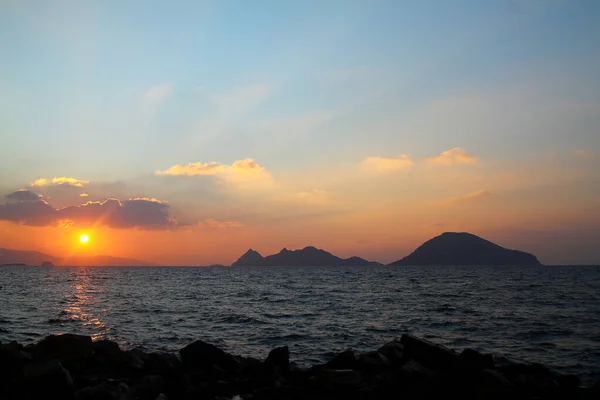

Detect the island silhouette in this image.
[232,246,383,267]
[231,232,541,267]
[389,232,540,266]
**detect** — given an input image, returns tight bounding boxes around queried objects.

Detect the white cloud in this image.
[143,84,173,106]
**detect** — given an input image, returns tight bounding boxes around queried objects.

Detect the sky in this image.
[1,0,599,265]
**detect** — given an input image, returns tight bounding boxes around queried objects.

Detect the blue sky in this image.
[1,1,599,264]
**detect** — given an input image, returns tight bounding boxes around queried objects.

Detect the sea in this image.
[1,265,599,383]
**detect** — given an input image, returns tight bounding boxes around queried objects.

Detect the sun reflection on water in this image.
[61,268,111,341]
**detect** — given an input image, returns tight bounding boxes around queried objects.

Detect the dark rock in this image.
[553,372,581,388]
[154,394,169,400]
[323,348,358,370]
[92,340,121,359]
[24,360,74,399]
[401,334,459,371]
[120,349,146,374]
[357,351,391,372]
[180,340,239,372]
[399,359,437,381]
[460,348,494,370]
[469,369,513,399]
[0,340,32,369]
[516,362,557,392]
[35,334,94,370]
[145,352,181,376]
[75,382,119,400]
[91,340,122,370]
[265,346,290,373]
[309,369,364,390]
[377,339,404,365]
[493,355,529,381]
[128,375,164,400]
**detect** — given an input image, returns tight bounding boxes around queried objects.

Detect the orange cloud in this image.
[155,162,225,176]
[439,189,491,206]
[128,197,167,203]
[361,154,414,173]
[79,193,89,197]
[156,158,273,191]
[31,177,89,188]
[201,219,244,228]
[427,147,477,166]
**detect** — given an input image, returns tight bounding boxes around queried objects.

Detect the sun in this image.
[79,234,89,244]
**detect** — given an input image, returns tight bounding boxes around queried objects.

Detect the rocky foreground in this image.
[1,334,598,400]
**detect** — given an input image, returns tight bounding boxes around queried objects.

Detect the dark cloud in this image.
[0,191,181,230]
[5,189,41,202]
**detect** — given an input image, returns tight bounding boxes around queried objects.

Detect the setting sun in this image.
[79,234,89,244]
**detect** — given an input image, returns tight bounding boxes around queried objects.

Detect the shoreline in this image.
[1,333,598,400]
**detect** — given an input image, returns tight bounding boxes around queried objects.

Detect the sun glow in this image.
[79,234,89,244]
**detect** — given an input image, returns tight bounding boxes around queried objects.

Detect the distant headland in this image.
[0,248,155,267]
[232,246,383,267]
[389,232,541,266]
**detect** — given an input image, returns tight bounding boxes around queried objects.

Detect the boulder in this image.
[310,369,364,390]
[180,340,239,372]
[0,340,32,371]
[145,352,181,376]
[400,334,459,371]
[92,340,121,359]
[460,348,494,370]
[90,340,122,371]
[357,351,391,372]
[470,369,513,399]
[127,375,164,400]
[323,348,358,370]
[377,339,404,365]
[75,382,119,400]
[35,334,94,370]
[399,359,437,381]
[120,349,147,374]
[24,360,74,400]
[515,363,557,393]
[265,346,290,373]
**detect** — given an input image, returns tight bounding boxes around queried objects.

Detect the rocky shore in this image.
[1,333,598,400]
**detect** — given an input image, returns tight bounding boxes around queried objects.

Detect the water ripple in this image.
[0,265,599,383]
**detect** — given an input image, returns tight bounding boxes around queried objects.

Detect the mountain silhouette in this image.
[0,248,155,267]
[389,232,541,266]
[232,246,381,267]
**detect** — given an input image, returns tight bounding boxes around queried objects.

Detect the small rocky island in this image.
[390,232,541,266]
[232,246,381,267]
[0,333,596,400]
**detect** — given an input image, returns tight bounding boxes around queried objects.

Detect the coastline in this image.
[1,333,597,400]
